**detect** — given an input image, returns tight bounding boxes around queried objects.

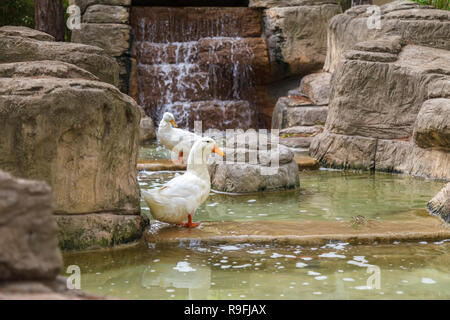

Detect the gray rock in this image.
[272,96,314,129]
[286,106,328,127]
[71,23,131,57]
[414,98,450,150]
[208,132,299,193]
[0,26,55,41]
[324,1,450,73]
[140,116,156,143]
[299,72,332,106]
[0,61,99,81]
[263,4,341,78]
[0,170,62,281]
[250,0,338,7]
[69,0,131,14]
[83,5,129,24]
[0,77,141,216]
[279,136,312,148]
[310,131,377,169]
[0,33,119,86]
[427,183,450,223]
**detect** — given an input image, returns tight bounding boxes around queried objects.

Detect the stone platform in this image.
[145,213,450,246]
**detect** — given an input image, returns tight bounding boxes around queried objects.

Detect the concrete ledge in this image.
[137,159,186,171]
[144,214,450,246]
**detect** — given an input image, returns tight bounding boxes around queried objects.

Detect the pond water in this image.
[139,169,443,222]
[63,144,449,300]
[63,240,450,300]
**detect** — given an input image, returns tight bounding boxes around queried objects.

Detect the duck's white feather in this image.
[142,138,215,224]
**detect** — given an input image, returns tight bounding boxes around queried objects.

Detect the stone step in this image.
[144,214,450,246]
[286,106,328,127]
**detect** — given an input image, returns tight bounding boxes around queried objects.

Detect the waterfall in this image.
[131,7,263,131]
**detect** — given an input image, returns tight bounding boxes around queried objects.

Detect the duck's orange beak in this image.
[212,144,225,157]
[170,119,178,127]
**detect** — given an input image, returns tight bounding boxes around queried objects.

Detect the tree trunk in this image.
[35,0,65,41]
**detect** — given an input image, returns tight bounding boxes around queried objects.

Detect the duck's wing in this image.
[158,173,205,199]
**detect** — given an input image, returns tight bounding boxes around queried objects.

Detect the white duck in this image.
[158,112,201,163]
[142,137,225,228]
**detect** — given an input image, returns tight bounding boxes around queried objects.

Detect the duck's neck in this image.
[187,145,210,181]
[158,120,172,132]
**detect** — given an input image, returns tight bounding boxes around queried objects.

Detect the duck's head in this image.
[161,112,177,127]
[188,137,225,168]
[200,137,225,157]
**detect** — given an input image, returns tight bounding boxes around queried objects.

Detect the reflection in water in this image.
[63,241,450,300]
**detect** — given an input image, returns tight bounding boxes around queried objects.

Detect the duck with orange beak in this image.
[142,137,225,228]
[157,112,202,163]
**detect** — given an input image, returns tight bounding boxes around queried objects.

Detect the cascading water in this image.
[130,7,266,130]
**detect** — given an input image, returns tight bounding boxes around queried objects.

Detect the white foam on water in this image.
[173,261,196,272]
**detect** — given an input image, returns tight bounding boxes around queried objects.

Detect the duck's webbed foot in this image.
[176,214,200,228]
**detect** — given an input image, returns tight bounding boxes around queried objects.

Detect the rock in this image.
[263,3,341,78]
[140,116,156,143]
[374,139,450,179]
[0,26,55,41]
[286,106,328,127]
[427,183,450,223]
[325,45,450,140]
[272,96,314,129]
[299,72,332,106]
[295,156,320,170]
[413,98,450,150]
[0,33,119,86]
[324,1,450,73]
[56,213,149,250]
[310,131,377,169]
[250,0,336,7]
[0,61,99,81]
[311,35,450,179]
[0,170,62,281]
[71,23,131,57]
[0,77,141,216]
[279,136,312,148]
[83,5,129,24]
[69,0,131,14]
[279,125,324,148]
[208,132,299,193]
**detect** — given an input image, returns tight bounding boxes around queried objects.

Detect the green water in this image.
[63,144,449,300]
[63,240,450,299]
[139,169,443,222]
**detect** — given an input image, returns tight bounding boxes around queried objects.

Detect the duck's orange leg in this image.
[176,214,200,228]
[173,151,184,164]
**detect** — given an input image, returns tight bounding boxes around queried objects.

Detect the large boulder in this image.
[0,29,119,86]
[0,170,62,281]
[208,132,299,193]
[263,3,341,78]
[324,1,450,73]
[427,183,450,223]
[0,27,147,250]
[0,77,141,216]
[311,37,450,179]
